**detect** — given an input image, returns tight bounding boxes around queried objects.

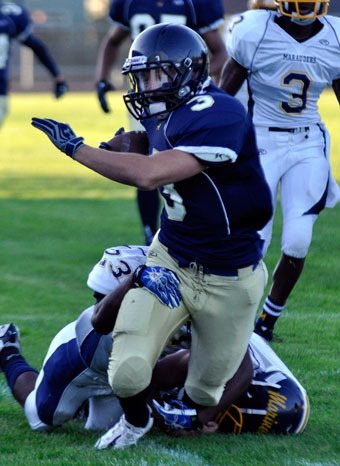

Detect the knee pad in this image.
[24,391,51,432]
[109,356,152,398]
[282,216,316,258]
[185,382,223,407]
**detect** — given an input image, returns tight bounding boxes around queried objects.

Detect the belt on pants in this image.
[268,126,309,134]
[186,260,259,277]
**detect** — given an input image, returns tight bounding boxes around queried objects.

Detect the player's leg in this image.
[24,321,113,431]
[256,127,329,340]
[0,323,38,407]
[151,263,267,431]
[85,395,123,430]
[184,262,267,407]
[95,240,190,449]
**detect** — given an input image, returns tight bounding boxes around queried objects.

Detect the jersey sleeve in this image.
[193,0,225,34]
[1,3,33,41]
[227,10,270,70]
[324,15,340,81]
[109,0,129,29]
[169,95,248,166]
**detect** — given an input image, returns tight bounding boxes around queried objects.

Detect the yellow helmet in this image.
[248,0,276,9]
[273,1,329,20]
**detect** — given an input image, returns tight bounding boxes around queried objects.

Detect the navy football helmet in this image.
[122,23,209,120]
[215,370,310,434]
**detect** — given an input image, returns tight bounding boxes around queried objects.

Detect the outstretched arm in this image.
[219,57,248,96]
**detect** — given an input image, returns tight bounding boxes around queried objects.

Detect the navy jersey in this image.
[0,2,32,94]
[146,82,272,270]
[109,0,225,40]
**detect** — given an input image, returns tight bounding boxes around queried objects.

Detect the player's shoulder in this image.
[322,14,340,36]
[171,82,246,130]
[109,0,129,24]
[0,1,29,19]
[191,0,224,32]
[228,9,273,41]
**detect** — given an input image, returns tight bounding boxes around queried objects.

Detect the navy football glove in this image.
[96,79,114,113]
[31,117,84,158]
[133,265,182,309]
[54,80,68,99]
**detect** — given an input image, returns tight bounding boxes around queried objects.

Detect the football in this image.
[99,127,149,154]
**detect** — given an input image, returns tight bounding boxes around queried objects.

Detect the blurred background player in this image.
[220,0,340,341]
[95,0,227,245]
[0,245,309,437]
[0,1,68,129]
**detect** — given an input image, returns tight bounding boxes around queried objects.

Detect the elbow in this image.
[134,172,161,191]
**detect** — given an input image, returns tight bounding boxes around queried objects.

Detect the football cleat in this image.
[0,323,20,353]
[152,398,200,430]
[94,413,153,449]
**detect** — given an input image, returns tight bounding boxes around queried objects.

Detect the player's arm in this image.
[202,29,228,82]
[219,57,248,95]
[22,35,68,98]
[332,78,340,105]
[95,25,129,112]
[96,25,129,83]
[91,275,134,334]
[31,117,206,189]
[151,349,253,434]
[74,145,205,189]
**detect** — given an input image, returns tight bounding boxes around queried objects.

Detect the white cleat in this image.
[94,413,153,450]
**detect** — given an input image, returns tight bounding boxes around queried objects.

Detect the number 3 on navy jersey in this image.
[162,184,186,221]
[280,71,311,114]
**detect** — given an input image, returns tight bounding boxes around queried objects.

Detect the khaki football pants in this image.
[108,237,267,406]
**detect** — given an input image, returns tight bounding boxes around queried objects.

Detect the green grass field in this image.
[0,91,339,466]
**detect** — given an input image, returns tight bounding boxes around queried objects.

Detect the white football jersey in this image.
[227,10,340,127]
[87,245,149,295]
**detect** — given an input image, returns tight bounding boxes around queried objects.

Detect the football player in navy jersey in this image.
[0,2,68,128]
[32,23,273,448]
[95,0,227,246]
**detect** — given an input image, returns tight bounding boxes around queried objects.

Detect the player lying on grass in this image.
[0,245,309,439]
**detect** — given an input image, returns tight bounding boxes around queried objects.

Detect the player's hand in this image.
[133,265,182,309]
[31,117,84,158]
[96,79,114,113]
[54,80,69,99]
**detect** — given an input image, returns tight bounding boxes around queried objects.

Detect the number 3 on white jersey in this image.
[280,71,311,114]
